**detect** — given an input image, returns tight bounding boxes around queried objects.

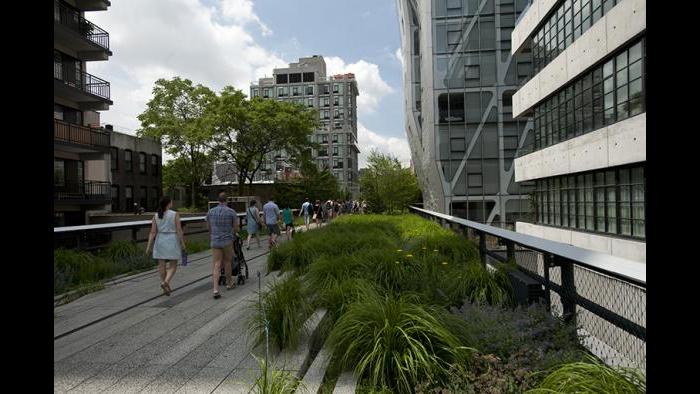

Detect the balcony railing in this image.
[54,63,111,100]
[55,180,111,201]
[409,206,645,371]
[54,0,110,51]
[54,119,110,148]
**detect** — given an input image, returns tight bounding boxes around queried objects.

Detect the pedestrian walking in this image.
[205,192,239,299]
[283,203,294,241]
[314,199,323,227]
[300,198,312,231]
[146,196,186,297]
[263,198,281,248]
[245,200,262,250]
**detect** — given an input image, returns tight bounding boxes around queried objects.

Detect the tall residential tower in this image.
[396,0,535,227]
[243,56,360,197]
[511,0,646,263]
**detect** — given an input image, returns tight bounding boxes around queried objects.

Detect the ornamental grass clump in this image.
[251,354,306,394]
[54,249,115,294]
[328,292,474,393]
[248,275,313,351]
[526,355,646,393]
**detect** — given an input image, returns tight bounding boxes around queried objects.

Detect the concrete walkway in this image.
[54,223,324,393]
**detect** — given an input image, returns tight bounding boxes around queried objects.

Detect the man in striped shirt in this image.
[205,192,239,299]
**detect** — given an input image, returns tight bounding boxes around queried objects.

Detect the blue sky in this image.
[88,0,409,167]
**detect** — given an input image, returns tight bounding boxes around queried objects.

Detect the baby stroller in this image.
[218,235,249,286]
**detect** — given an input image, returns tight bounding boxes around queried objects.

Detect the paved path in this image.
[54,223,324,393]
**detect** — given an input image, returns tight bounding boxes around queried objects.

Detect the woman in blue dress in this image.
[146,196,186,296]
[245,200,261,250]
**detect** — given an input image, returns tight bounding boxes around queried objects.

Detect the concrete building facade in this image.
[54,0,113,226]
[248,56,361,197]
[396,0,536,227]
[511,0,646,262]
[109,128,163,213]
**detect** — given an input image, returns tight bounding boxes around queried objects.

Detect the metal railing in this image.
[54,62,111,100]
[54,0,110,51]
[409,205,646,371]
[55,209,300,251]
[55,180,111,201]
[54,119,110,148]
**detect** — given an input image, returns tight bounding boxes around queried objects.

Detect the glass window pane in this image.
[616,69,628,87]
[629,60,642,81]
[603,60,613,77]
[629,42,643,63]
[616,51,628,69]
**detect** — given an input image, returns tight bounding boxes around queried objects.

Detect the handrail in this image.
[409,205,645,286]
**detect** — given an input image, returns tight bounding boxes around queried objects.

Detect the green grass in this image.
[250,354,306,394]
[526,355,645,393]
[258,213,643,393]
[185,239,209,254]
[248,275,314,351]
[328,291,474,393]
[54,241,156,297]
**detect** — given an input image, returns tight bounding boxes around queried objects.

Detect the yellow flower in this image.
[422,246,427,250]
[397,249,403,252]
[433,249,439,252]
[406,254,413,257]
[395,261,400,264]
[442,262,448,265]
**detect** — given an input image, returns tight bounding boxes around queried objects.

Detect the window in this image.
[289,73,301,83]
[322,97,330,107]
[111,185,120,211]
[139,152,147,174]
[125,186,133,210]
[322,134,328,143]
[322,84,330,95]
[276,74,288,84]
[54,159,65,186]
[332,134,338,143]
[303,72,315,82]
[277,86,288,97]
[533,165,645,239]
[307,97,314,107]
[333,146,339,156]
[110,147,118,170]
[465,65,480,80]
[125,150,132,172]
[151,154,158,175]
[531,36,645,153]
[305,85,314,95]
[151,187,159,211]
[252,89,259,97]
[292,86,301,96]
[139,186,147,209]
[262,88,270,98]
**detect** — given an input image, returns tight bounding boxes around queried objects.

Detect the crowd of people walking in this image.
[146,193,367,299]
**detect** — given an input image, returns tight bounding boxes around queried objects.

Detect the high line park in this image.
[54,208,646,393]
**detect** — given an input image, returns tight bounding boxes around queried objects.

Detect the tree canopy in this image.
[360,150,421,213]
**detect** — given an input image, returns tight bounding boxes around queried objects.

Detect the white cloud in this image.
[395,47,404,67]
[87,0,285,133]
[220,0,272,36]
[357,122,411,168]
[324,57,394,115]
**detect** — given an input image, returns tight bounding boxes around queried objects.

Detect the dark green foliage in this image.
[527,355,645,393]
[328,292,474,393]
[249,276,314,350]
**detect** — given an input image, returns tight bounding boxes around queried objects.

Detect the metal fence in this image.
[409,205,646,372]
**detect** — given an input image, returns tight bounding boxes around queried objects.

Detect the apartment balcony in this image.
[54,119,110,152]
[54,180,111,204]
[73,0,111,11]
[54,64,112,111]
[54,0,112,61]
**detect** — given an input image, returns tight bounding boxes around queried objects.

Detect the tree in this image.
[273,165,341,208]
[162,154,213,208]
[209,89,319,195]
[360,150,421,214]
[137,77,216,207]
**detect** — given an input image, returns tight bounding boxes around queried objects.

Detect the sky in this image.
[87,0,410,168]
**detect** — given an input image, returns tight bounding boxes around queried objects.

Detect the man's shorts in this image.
[267,223,281,235]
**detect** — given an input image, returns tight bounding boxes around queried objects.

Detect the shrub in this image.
[443,263,514,307]
[54,249,115,294]
[526,355,645,393]
[249,276,314,350]
[328,292,473,393]
[185,239,209,254]
[250,354,306,394]
[99,240,142,262]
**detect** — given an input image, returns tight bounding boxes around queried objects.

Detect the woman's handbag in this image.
[312,213,317,220]
[181,248,188,266]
